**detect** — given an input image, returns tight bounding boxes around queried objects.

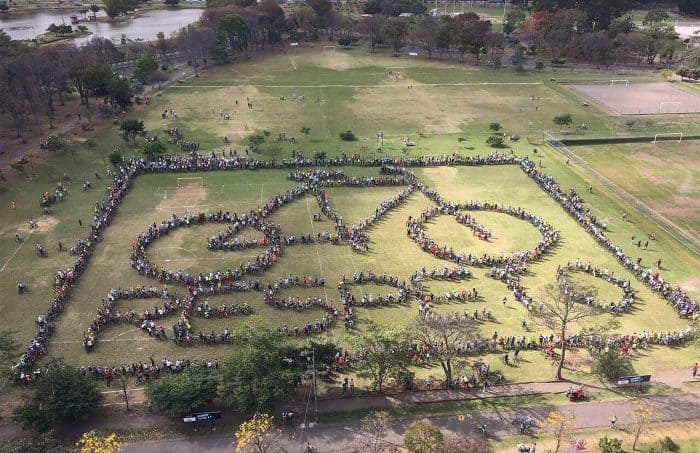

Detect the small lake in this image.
[0,7,203,45]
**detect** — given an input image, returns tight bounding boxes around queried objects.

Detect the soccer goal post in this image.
[652,132,683,144]
[659,101,681,113]
[610,79,629,86]
[322,45,336,53]
[177,177,204,188]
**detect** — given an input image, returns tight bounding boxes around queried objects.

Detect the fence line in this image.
[542,131,700,257]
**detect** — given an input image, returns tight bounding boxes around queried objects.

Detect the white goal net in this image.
[610,79,629,86]
[658,101,681,114]
[322,45,336,53]
[177,177,204,188]
[652,133,683,143]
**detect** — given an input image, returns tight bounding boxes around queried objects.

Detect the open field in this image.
[0,49,698,391]
[568,82,700,115]
[568,141,700,245]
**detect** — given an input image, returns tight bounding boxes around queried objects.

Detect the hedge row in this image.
[560,135,700,146]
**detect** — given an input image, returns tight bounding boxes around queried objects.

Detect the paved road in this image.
[124,393,700,453]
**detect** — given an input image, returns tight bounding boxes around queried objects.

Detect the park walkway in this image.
[123,393,700,453]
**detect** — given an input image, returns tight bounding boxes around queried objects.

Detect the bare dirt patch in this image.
[308,51,358,71]
[15,216,59,236]
[568,82,700,115]
[156,184,208,212]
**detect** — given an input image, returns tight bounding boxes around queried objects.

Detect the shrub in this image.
[551,57,566,65]
[404,420,444,453]
[109,151,123,166]
[535,61,545,70]
[486,135,504,147]
[142,140,167,159]
[246,133,266,151]
[338,35,360,47]
[489,122,502,132]
[656,436,680,452]
[592,349,635,382]
[599,436,624,453]
[339,130,357,141]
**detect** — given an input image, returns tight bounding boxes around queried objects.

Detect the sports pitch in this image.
[1,49,699,386]
[567,82,700,115]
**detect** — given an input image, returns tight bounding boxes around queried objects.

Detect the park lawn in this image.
[567,141,700,241]
[0,49,697,394]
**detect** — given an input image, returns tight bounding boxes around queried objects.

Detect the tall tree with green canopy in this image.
[221,326,304,414]
[218,14,250,53]
[145,368,220,415]
[13,358,102,432]
[351,321,410,392]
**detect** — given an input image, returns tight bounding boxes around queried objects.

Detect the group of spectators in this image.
[13,150,697,387]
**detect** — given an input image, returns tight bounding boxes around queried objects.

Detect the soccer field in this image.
[1,49,698,387]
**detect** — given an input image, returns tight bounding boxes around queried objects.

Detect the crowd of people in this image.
[40,183,68,207]
[556,262,636,314]
[13,150,697,387]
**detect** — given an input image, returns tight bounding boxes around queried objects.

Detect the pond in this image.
[0,7,203,45]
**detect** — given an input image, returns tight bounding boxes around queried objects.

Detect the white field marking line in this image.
[102,402,146,407]
[170,82,543,89]
[304,197,331,310]
[102,388,145,394]
[289,55,297,70]
[52,338,146,344]
[0,227,37,273]
[164,189,167,199]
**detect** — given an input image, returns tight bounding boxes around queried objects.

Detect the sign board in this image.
[290,42,298,47]
[617,374,651,386]
[409,52,418,56]
[183,411,222,423]
[376,131,384,138]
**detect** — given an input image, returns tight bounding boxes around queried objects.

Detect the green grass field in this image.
[0,48,698,390]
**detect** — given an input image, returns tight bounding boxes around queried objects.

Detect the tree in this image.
[0,2,8,12]
[120,119,145,145]
[643,9,669,26]
[382,17,409,56]
[357,411,390,453]
[0,330,19,376]
[45,134,67,152]
[443,434,493,453]
[544,410,575,453]
[529,283,613,380]
[641,22,678,65]
[552,113,573,131]
[412,314,478,388]
[133,54,158,83]
[412,16,440,58]
[352,321,410,392]
[13,358,102,432]
[598,436,624,453]
[107,75,133,110]
[403,420,444,453]
[76,431,121,453]
[221,328,304,414]
[145,368,219,415]
[592,349,634,382]
[679,0,700,15]
[109,151,123,166]
[245,132,266,151]
[142,139,166,158]
[164,0,179,5]
[486,135,504,147]
[90,4,100,15]
[68,54,112,108]
[503,10,526,35]
[103,0,128,19]
[234,413,276,453]
[177,25,216,77]
[218,14,250,53]
[627,399,662,450]
[489,122,501,132]
[357,15,384,53]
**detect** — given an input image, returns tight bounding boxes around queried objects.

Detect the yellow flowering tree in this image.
[627,399,662,450]
[544,410,575,453]
[234,413,275,453]
[76,431,122,453]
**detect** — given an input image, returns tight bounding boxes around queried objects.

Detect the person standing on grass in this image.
[349,378,355,398]
[693,362,698,378]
